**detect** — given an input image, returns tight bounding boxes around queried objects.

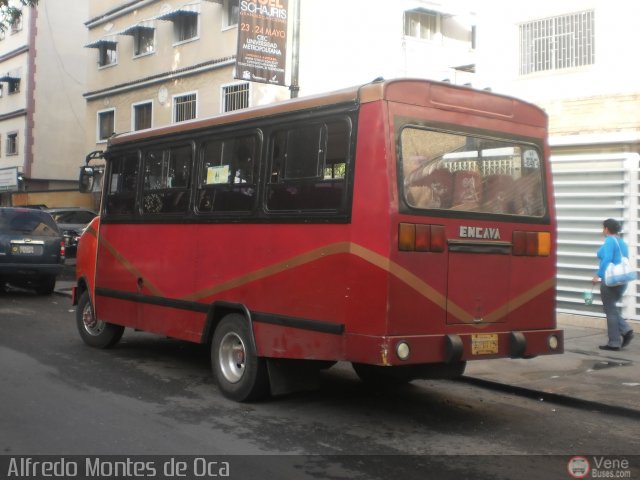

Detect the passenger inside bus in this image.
[404,159,453,209]
[452,170,482,210]
[482,174,514,214]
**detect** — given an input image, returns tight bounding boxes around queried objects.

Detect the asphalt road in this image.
[1,287,638,480]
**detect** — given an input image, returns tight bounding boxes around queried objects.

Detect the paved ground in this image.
[464,313,639,414]
[55,270,639,414]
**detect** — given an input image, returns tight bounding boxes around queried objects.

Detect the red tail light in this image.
[60,240,66,258]
[512,231,551,256]
[399,223,445,252]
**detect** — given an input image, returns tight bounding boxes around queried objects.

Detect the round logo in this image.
[567,456,590,478]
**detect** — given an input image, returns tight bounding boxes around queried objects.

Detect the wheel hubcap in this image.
[219,332,246,384]
[82,302,105,336]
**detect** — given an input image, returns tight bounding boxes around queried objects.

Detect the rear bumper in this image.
[0,263,64,279]
[345,328,564,366]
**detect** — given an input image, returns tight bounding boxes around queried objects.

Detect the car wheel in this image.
[35,275,56,295]
[211,314,269,402]
[76,291,124,348]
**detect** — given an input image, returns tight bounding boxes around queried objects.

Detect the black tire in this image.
[211,313,269,402]
[76,290,124,348]
[35,275,56,295]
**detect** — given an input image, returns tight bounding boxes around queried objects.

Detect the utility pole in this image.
[289,0,300,98]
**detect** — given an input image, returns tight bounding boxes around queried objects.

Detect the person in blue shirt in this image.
[592,218,634,351]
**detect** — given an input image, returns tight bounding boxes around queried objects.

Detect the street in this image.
[1,286,639,480]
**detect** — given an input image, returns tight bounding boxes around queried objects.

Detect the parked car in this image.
[0,207,65,294]
[44,207,98,257]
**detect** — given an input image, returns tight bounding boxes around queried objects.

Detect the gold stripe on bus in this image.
[94,238,553,325]
[347,243,448,310]
[181,242,353,302]
[97,235,164,297]
[505,277,556,319]
[181,241,450,311]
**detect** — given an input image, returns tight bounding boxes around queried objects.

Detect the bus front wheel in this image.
[76,291,124,348]
[211,314,269,402]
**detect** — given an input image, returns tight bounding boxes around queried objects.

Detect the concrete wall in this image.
[31,0,88,181]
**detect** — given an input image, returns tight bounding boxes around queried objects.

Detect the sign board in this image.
[0,167,18,192]
[235,0,289,86]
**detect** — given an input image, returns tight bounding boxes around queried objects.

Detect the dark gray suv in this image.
[0,207,65,294]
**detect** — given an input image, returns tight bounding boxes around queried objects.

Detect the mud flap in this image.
[266,358,322,396]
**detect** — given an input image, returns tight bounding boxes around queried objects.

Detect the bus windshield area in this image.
[400,127,546,217]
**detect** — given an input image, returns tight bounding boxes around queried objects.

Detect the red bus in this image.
[74,78,563,401]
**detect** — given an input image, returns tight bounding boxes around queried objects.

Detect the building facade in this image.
[0,1,88,207]
[80,0,476,210]
[296,0,477,95]
[475,0,640,321]
[83,0,477,147]
[83,0,289,156]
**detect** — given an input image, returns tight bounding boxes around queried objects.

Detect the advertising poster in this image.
[235,0,289,86]
[0,167,18,192]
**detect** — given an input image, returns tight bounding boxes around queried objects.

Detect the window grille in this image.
[520,11,594,75]
[223,83,249,112]
[174,93,197,122]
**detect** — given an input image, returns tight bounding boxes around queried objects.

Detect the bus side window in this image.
[106,153,139,215]
[142,145,192,214]
[267,118,350,212]
[197,135,258,213]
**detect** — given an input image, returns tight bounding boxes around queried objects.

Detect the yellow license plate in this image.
[471,334,499,355]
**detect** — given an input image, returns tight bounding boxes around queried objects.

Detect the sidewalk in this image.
[54,279,75,298]
[56,279,639,413]
[465,313,640,414]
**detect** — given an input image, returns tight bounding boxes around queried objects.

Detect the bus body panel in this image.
[78,78,562,374]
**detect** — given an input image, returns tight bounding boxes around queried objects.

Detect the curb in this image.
[459,375,640,419]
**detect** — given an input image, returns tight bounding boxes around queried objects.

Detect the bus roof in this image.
[108,78,546,147]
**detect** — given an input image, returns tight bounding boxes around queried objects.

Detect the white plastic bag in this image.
[604,256,637,286]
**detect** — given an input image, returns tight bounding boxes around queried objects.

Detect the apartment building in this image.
[475,0,640,321]
[297,0,477,95]
[0,1,88,206]
[83,0,288,154]
[84,0,477,144]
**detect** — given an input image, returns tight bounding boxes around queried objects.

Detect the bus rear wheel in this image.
[211,314,269,402]
[76,290,124,348]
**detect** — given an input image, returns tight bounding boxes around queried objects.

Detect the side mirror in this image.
[79,166,95,193]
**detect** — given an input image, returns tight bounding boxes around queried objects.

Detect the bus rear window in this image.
[400,128,545,217]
